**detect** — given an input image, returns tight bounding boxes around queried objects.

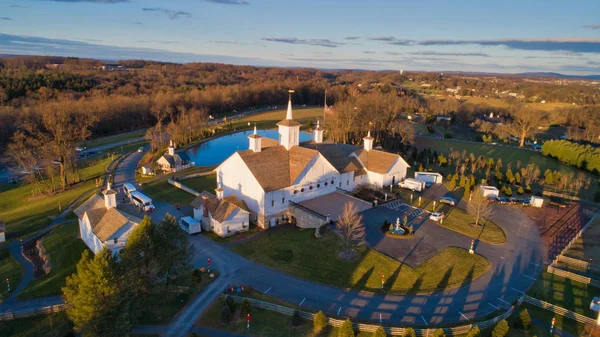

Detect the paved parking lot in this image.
[361,206,473,266]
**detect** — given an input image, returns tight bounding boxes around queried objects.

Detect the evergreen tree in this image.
[432,328,446,337]
[240,299,252,318]
[120,216,157,299]
[506,167,515,184]
[373,326,387,337]
[517,186,524,195]
[515,172,521,184]
[314,311,327,332]
[403,327,416,337]
[63,249,132,337]
[491,319,509,337]
[154,214,193,286]
[338,319,355,337]
[292,310,303,326]
[220,305,232,324]
[464,181,472,199]
[519,309,531,331]
[495,171,504,182]
[466,326,481,337]
[526,184,532,192]
[505,187,513,196]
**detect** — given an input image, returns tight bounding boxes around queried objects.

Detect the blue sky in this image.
[1,0,600,75]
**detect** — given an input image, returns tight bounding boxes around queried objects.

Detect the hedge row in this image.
[541,140,600,174]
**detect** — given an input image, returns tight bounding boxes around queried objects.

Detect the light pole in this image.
[247,313,251,330]
[207,258,211,273]
[6,278,10,292]
[381,274,385,290]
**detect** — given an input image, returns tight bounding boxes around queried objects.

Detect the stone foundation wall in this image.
[289,207,328,229]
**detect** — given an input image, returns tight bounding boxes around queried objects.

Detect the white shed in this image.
[530,196,544,208]
[0,221,6,243]
[415,172,443,184]
[480,186,500,198]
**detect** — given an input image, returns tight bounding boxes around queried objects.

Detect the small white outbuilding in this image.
[530,196,544,208]
[415,172,443,184]
[480,186,500,198]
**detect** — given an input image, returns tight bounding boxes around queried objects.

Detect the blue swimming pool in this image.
[185,129,312,167]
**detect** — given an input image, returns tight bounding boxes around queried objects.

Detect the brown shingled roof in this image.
[354,149,400,174]
[300,143,363,174]
[261,137,279,149]
[238,145,318,192]
[74,194,104,218]
[93,208,142,241]
[190,193,250,222]
[276,119,302,127]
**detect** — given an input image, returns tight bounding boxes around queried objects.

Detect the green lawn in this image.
[564,217,600,261]
[527,271,600,318]
[414,137,596,199]
[141,179,197,205]
[82,129,147,149]
[0,312,73,337]
[180,174,217,194]
[0,249,22,301]
[199,298,372,337]
[0,155,113,241]
[518,303,588,337]
[139,270,218,325]
[394,188,506,244]
[231,228,490,293]
[18,221,88,299]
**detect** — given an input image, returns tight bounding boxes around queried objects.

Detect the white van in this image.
[130,191,155,212]
[123,183,137,199]
[179,216,201,234]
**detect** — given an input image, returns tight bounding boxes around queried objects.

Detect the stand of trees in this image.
[542,140,600,173]
[63,214,192,337]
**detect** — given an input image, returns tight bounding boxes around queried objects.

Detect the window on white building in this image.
[114,238,118,244]
[271,200,274,207]
[282,197,285,204]
[347,180,349,186]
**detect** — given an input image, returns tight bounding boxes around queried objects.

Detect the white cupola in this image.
[314,120,324,144]
[277,90,301,150]
[103,182,117,209]
[248,125,262,152]
[168,140,175,156]
[363,131,374,151]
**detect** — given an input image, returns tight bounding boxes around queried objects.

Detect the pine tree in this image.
[292,310,303,326]
[506,167,515,184]
[120,216,156,298]
[464,181,471,199]
[515,172,521,184]
[517,186,524,195]
[403,327,416,337]
[63,249,132,337]
[373,326,387,337]
[338,319,355,337]
[491,319,510,337]
[505,187,513,196]
[466,326,481,337]
[314,311,327,332]
[519,309,531,330]
[240,299,252,318]
[432,328,446,337]
[154,214,193,286]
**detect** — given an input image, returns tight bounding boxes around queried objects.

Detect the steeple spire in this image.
[286,89,294,120]
[253,124,257,134]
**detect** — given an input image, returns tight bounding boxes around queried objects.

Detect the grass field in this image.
[527,271,600,319]
[232,227,490,294]
[414,137,596,199]
[0,312,73,337]
[200,298,372,337]
[18,221,88,299]
[565,217,600,261]
[180,173,217,194]
[82,129,147,149]
[0,249,22,301]
[139,270,218,325]
[0,155,113,241]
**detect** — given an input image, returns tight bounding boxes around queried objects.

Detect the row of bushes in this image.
[542,140,600,174]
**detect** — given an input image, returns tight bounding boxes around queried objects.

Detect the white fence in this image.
[168,178,201,197]
[227,295,513,336]
[522,295,597,326]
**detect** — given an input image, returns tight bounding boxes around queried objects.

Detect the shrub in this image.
[491,319,509,337]
[291,310,303,326]
[432,328,446,337]
[517,186,524,195]
[403,327,416,337]
[373,326,387,337]
[525,184,532,192]
[504,187,513,197]
[466,326,480,337]
[407,224,413,234]
[314,311,327,332]
[220,305,232,324]
[192,269,203,284]
[464,181,471,198]
[519,309,531,331]
[338,319,355,337]
[388,223,394,232]
[224,295,235,313]
[448,178,456,190]
[240,299,252,318]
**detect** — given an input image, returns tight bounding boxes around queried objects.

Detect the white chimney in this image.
[103,182,117,209]
[248,125,262,152]
[363,131,374,151]
[314,120,324,144]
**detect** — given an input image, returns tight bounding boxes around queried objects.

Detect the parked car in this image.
[138,147,144,153]
[488,197,497,203]
[497,197,508,204]
[430,212,445,222]
[509,197,519,204]
[519,198,530,206]
[439,196,457,206]
[550,199,568,208]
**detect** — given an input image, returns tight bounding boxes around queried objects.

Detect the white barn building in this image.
[214,94,410,229]
[190,191,251,237]
[74,183,142,255]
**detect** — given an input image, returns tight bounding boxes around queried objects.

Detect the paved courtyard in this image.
[299,191,372,221]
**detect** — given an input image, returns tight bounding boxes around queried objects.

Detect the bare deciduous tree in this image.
[467,187,494,227]
[507,106,546,147]
[336,202,366,259]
